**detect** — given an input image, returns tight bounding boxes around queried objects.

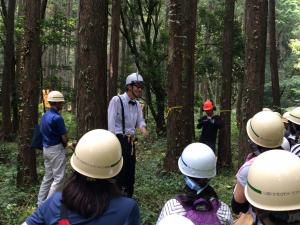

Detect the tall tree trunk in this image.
[108,0,121,101]
[76,0,108,138]
[238,0,268,166]
[17,0,42,186]
[13,0,26,134]
[164,0,184,171]
[268,0,280,112]
[218,0,235,167]
[182,0,197,145]
[0,0,16,140]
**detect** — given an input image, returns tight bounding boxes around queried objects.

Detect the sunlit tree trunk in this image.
[238,0,268,166]
[218,0,235,167]
[76,0,108,138]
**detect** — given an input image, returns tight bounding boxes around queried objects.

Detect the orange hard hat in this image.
[203,100,214,111]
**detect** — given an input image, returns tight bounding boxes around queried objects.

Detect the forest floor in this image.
[0,112,239,225]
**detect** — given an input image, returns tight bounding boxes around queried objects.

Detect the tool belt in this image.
[116,134,138,156]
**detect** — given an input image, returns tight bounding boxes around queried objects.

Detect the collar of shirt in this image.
[123,92,136,105]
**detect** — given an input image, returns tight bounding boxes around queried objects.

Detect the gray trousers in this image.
[37,143,66,207]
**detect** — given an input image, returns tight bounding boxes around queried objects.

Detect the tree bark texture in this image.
[76,0,108,138]
[218,0,235,167]
[17,0,42,186]
[182,0,197,146]
[238,0,268,166]
[164,0,185,171]
[0,0,16,140]
[268,0,280,112]
[108,0,121,101]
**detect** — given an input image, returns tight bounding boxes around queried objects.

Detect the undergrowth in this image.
[0,111,238,225]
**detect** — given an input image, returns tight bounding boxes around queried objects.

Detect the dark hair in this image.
[177,179,219,210]
[62,172,121,218]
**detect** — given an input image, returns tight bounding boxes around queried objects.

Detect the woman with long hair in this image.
[22,129,140,225]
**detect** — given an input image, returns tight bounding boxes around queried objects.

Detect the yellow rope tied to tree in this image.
[165,106,183,119]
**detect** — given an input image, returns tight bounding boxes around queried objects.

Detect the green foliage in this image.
[41,2,76,47]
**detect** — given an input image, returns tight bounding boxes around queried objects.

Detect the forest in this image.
[0,0,300,224]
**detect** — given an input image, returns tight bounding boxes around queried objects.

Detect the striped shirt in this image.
[157,198,233,225]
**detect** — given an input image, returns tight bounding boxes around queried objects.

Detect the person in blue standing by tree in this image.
[108,72,148,197]
[37,90,68,207]
[22,129,140,225]
[197,99,223,152]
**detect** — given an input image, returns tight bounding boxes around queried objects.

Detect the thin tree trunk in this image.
[218,0,235,167]
[268,0,280,112]
[108,0,121,101]
[0,0,16,140]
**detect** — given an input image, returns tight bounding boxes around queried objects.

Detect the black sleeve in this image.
[231,196,249,214]
[213,115,224,128]
[197,116,207,129]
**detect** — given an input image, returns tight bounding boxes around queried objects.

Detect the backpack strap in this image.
[117,96,125,135]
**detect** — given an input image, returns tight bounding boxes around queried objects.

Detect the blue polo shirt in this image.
[25,192,141,225]
[40,108,67,148]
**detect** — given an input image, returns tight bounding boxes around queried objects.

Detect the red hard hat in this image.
[203,100,214,111]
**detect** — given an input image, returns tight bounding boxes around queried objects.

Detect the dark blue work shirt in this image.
[25,192,141,225]
[40,108,67,148]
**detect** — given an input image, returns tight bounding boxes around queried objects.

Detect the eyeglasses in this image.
[133,83,144,89]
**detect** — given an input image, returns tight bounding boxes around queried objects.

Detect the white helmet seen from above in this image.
[125,73,144,86]
[178,143,217,179]
[70,129,123,179]
[158,215,195,225]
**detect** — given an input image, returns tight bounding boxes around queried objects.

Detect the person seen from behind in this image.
[23,129,140,225]
[37,91,68,207]
[284,107,300,147]
[108,72,148,197]
[232,110,284,217]
[157,143,233,225]
[245,150,300,225]
[197,100,223,152]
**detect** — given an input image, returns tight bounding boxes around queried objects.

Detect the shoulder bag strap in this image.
[117,96,125,135]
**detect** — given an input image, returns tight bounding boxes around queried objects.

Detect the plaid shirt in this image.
[157,198,233,225]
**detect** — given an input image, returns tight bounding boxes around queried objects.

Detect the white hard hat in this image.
[282,112,289,123]
[245,150,300,211]
[178,143,216,178]
[47,91,65,102]
[246,111,284,148]
[125,73,144,85]
[281,137,290,151]
[71,129,123,179]
[158,215,195,225]
[285,107,300,125]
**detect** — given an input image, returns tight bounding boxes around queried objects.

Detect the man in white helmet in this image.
[37,90,68,207]
[108,72,148,197]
